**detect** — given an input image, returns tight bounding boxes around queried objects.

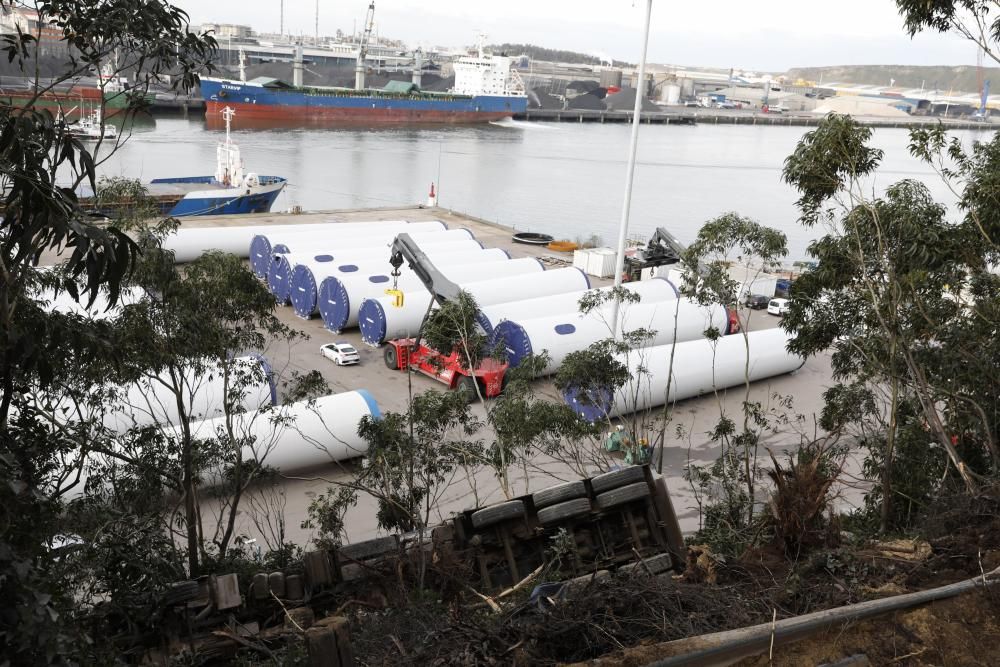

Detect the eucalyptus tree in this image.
[678,213,788,528]
[781,115,999,529]
[0,2,213,659]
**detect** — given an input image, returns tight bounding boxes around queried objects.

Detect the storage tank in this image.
[660,83,681,105]
[563,329,805,420]
[494,298,730,375]
[182,390,380,471]
[248,220,448,277]
[288,247,511,318]
[319,258,546,333]
[477,277,677,336]
[168,219,416,266]
[265,229,477,301]
[357,267,591,345]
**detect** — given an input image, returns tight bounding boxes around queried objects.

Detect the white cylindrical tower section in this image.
[183,390,380,471]
[319,257,546,332]
[478,277,677,336]
[249,220,449,276]
[289,247,511,318]
[167,219,420,266]
[357,267,592,346]
[564,329,806,420]
[265,228,477,301]
[494,298,729,375]
[106,355,278,431]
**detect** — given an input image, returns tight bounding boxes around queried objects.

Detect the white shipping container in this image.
[586,247,617,279]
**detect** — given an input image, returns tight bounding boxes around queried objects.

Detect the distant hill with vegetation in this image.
[489,43,632,67]
[785,64,999,94]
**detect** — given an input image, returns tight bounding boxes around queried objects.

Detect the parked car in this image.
[745,294,770,310]
[320,342,360,366]
[767,298,791,316]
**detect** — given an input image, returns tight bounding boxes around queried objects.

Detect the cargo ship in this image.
[199,44,528,125]
[1,66,153,119]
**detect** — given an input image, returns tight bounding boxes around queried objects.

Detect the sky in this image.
[170,0,977,72]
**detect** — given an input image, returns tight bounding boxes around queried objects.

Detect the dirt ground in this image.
[569,494,1000,667]
[586,592,1000,667]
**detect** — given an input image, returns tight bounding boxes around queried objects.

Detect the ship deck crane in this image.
[355,1,376,90]
[383,233,507,400]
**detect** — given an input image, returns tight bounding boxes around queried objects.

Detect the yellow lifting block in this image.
[384,288,405,308]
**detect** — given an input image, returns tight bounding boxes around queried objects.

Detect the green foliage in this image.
[781,113,1000,532]
[682,212,787,308]
[421,291,489,368]
[0,1,215,659]
[895,0,997,39]
[857,422,947,532]
[302,486,353,550]
[782,114,883,227]
[554,339,631,413]
[355,390,482,533]
[486,353,597,489]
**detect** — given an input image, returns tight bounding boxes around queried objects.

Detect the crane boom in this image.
[354,2,376,90]
[623,227,708,280]
[387,233,462,307]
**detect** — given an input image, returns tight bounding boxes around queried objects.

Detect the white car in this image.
[767,298,791,316]
[321,342,360,366]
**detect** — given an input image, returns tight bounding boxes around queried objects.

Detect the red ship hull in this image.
[205,100,513,127]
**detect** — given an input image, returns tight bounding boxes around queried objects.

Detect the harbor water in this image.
[98,117,995,260]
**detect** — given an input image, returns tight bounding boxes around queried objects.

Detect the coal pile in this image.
[566,90,606,110]
[604,87,658,112]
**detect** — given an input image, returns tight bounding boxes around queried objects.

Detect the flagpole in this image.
[610,0,654,338]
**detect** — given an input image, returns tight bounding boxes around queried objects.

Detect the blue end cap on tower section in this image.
[289,265,318,318]
[267,256,294,303]
[562,384,613,423]
[358,298,387,346]
[318,277,351,333]
[249,235,272,277]
[574,267,591,289]
[493,320,532,368]
[250,353,280,406]
[474,310,494,339]
[355,389,382,420]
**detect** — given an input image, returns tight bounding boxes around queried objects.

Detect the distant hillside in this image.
[785,65,999,94]
[489,43,629,67]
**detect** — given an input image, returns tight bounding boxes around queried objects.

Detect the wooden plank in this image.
[305,627,341,667]
[305,617,355,667]
[303,550,335,588]
[212,573,242,610]
[329,617,356,667]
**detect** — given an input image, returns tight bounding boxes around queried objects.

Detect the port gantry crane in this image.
[354,2,376,90]
[383,233,508,400]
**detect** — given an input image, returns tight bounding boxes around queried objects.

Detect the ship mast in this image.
[355,2,375,90]
[215,106,244,187]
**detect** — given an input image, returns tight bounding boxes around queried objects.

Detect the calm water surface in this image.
[97,118,996,259]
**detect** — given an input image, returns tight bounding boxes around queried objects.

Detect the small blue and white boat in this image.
[146,106,286,217]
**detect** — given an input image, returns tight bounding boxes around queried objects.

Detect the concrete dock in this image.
[182,206,839,546]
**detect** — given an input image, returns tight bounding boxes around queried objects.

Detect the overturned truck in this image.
[149,465,686,661]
